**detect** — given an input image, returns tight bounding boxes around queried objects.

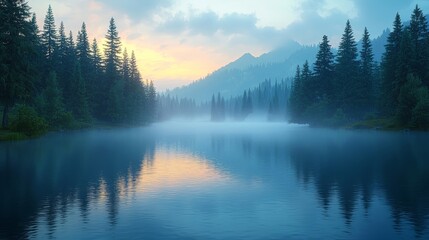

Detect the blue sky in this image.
[29,0,427,90]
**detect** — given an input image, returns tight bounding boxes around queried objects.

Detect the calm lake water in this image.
[1,122,428,240]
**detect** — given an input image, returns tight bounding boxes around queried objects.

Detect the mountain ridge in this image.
[167,30,389,102]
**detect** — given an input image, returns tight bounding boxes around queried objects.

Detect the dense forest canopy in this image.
[0,0,156,136]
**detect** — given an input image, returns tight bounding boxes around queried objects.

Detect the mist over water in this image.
[1,122,428,239]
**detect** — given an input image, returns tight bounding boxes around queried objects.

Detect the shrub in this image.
[9,105,48,136]
[50,110,75,129]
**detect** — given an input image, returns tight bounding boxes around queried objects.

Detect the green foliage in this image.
[335,20,362,118]
[9,104,48,136]
[288,7,429,130]
[397,75,429,129]
[0,130,27,141]
[41,5,57,67]
[411,88,429,129]
[381,13,403,116]
[0,3,155,140]
[327,108,348,127]
[0,0,36,128]
[313,35,334,100]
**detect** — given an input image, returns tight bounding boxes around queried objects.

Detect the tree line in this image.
[0,1,156,136]
[289,5,429,129]
[158,79,289,122]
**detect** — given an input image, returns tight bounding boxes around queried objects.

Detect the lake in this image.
[1,122,428,239]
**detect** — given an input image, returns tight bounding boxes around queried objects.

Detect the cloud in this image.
[156,10,288,51]
[157,11,259,36]
[95,0,173,22]
[284,8,351,46]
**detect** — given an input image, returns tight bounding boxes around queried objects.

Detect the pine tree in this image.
[314,35,334,101]
[103,18,122,121]
[76,22,91,85]
[211,94,216,121]
[71,63,91,121]
[381,13,403,116]
[122,48,130,81]
[56,22,68,93]
[301,60,312,112]
[130,51,141,81]
[43,71,65,126]
[0,0,35,128]
[409,5,428,83]
[242,90,248,118]
[62,31,77,110]
[104,18,121,84]
[41,5,57,69]
[335,20,359,118]
[147,80,157,122]
[90,38,104,118]
[289,65,302,121]
[121,48,132,121]
[359,27,374,113]
[28,13,44,99]
[397,74,429,128]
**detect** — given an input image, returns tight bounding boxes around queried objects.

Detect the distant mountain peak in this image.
[241,52,255,58]
[222,52,257,71]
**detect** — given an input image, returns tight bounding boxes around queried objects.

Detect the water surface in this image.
[1,123,428,239]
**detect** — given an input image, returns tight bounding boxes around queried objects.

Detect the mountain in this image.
[168,31,389,103]
[223,53,257,70]
[168,42,318,102]
[371,28,390,62]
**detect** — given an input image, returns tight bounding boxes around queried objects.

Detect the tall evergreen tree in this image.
[381,13,403,116]
[76,22,91,84]
[71,63,91,121]
[56,22,68,92]
[147,80,157,121]
[335,20,359,118]
[289,65,302,120]
[409,5,428,83]
[28,13,43,98]
[0,0,35,128]
[62,31,77,110]
[43,71,65,126]
[90,38,103,117]
[211,94,216,121]
[104,17,121,84]
[103,18,122,121]
[313,35,334,101]
[359,27,374,112]
[122,48,130,81]
[130,51,141,82]
[41,5,57,69]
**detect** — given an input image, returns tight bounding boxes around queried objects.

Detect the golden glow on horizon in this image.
[121,40,224,90]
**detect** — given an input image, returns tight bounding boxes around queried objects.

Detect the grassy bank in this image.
[346,118,405,131]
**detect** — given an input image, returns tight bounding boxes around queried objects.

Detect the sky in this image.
[29,0,428,91]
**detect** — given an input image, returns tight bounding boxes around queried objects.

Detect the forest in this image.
[0,1,156,139]
[3,1,429,136]
[158,79,289,121]
[289,6,429,129]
